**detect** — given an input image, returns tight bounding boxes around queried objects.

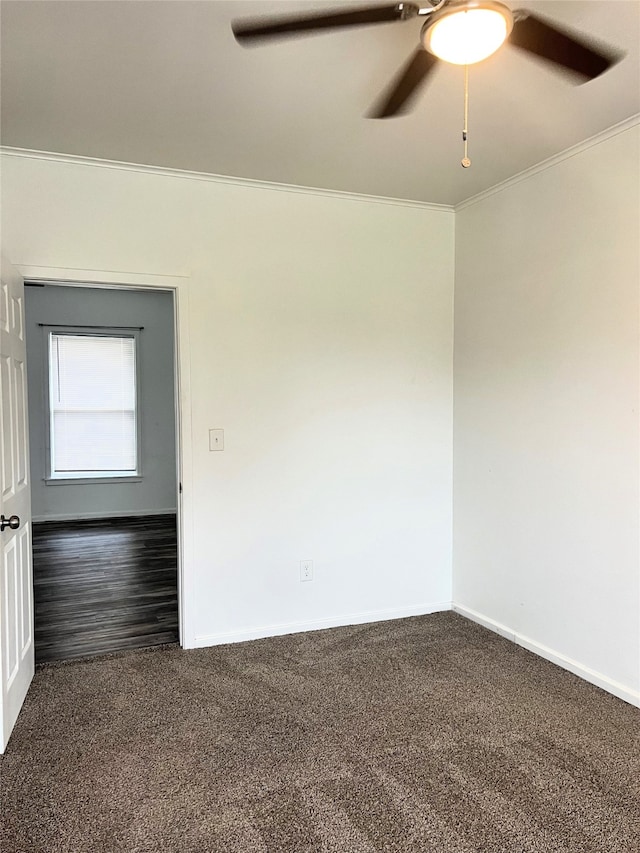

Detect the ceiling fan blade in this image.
[369,48,438,118]
[509,11,621,81]
[233,3,418,44]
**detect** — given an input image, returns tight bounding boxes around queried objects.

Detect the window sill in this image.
[45,475,143,486]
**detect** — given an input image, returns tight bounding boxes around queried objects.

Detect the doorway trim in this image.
[17,264,193,648]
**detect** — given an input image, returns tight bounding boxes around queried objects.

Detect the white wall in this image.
[453,124,640,703]
[2,125,637,705]
[0,153,455,646]
[25,284,177,521]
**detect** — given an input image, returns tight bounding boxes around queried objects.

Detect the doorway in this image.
[24,281,182,662]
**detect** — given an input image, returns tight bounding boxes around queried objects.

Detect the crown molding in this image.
[4,114,636,214]
[455,113,640,212]
[0,146,454,214]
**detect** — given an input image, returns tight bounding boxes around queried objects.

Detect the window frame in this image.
[44,326,143,485]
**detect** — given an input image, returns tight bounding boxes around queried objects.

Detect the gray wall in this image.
[26,285,177,520]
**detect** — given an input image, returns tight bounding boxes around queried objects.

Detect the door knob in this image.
[0,515,20,532]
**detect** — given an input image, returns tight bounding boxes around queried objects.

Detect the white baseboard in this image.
[191,601,452,649]
[32,508,177,523]
[453,603,640,708]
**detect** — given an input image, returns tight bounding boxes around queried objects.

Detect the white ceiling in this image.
[1,0,639,205]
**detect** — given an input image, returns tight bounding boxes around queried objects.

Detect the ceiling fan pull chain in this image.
[461,64,471,168]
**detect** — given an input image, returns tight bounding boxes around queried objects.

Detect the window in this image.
[48,331,139,480]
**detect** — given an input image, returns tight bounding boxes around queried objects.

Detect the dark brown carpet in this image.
[1,612,638,852]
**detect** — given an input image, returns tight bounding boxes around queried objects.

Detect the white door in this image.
[0,256,34,754]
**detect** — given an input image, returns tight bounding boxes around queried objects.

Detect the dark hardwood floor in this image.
[32,514,179,663]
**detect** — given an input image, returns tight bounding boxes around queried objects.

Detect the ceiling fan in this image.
[232,1,622,119]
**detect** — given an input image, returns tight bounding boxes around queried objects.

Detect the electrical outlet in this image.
[300,559,313,582]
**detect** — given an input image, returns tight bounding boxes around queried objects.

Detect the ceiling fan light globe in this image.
[423,3,513,66]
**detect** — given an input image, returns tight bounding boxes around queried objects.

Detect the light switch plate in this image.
[209,429,224,451]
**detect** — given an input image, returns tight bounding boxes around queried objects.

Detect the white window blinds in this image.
[49,333,138,475]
